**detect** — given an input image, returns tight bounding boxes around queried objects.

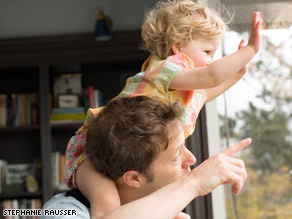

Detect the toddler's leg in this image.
[76,159,121,218]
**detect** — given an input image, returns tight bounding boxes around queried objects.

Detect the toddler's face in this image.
[179,37,220,67]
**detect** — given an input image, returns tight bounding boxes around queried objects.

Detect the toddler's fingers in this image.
[238,39,245,49]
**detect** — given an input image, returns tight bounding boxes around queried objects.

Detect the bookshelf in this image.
[0,30,149,204]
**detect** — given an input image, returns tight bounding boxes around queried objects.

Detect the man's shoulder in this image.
[40,192,90,219]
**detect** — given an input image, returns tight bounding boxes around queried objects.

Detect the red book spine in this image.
[88,86,95,109]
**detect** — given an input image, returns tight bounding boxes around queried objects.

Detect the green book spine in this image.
[50,113,86,121]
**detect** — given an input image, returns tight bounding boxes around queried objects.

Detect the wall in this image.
[0,0,157,39]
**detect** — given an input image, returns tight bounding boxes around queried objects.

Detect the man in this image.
[42,96,250,219]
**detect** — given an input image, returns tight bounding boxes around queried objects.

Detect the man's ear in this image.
[171,42,181,55]
[122,170,142,188]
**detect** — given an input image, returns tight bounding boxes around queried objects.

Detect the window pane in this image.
[214,1,292,218]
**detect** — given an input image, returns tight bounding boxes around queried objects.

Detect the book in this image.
[2,200,13,219]
[15,94,22,126]
[50,120,84,125]
[30,199,36,213]
[0,94,7,127]
[26,93,32,126]
[50,113,85,121]
[58,154,69,191]
[59,154,65,185]
[87,86,103,109]
[6,94,13,127]
[50,152,70,191]
[11,199,20,219]
[21,94,27,126]
[35,198,42,217]
[51,107,85,115]
[11,94,18,127]
[88,86,95,109]
[31,93,38,125]
[51,152,60,189]
[94,89,103,108]
[82,88,90,112]
[18,199,28,219]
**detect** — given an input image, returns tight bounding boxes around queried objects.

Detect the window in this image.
[206,0,292,218]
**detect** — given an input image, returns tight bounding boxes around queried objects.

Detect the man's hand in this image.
[247,12,264,53]
[191,138,252,196]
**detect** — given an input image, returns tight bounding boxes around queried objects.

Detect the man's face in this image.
[141,121,197,196]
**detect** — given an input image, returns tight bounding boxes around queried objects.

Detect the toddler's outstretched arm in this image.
[76,159,121,219]
[203,38,247,102]
[169,12,263,92]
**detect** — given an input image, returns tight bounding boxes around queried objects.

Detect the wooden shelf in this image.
[0,30,149,68]
[50,122,83,129]
[0,125,40,133]
[0,30,149,203]
[0,191,42,200]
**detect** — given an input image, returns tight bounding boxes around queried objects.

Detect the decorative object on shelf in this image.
[54,73,82,108]
[95,7,112,41]
[25,174,39,193]
[1,163,36,194]
[53,73,82,99]
[58,94,80,108]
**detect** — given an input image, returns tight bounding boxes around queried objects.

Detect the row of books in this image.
[49,85,103,124]
[87,86,103,109]
[1,198,42,219]
[51,152,69,191]
[0,93,39,128]
[0,85,103,127]
[53,73,103,108]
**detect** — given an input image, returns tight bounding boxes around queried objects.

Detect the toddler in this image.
[64,0,263,218]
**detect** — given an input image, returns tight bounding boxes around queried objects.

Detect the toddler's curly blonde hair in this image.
[141,0,228,59]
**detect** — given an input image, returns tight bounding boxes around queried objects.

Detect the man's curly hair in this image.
[86,96,183,181]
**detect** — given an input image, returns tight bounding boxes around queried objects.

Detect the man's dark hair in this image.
[86,96,183,181]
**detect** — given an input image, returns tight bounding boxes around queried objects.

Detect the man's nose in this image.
[182,147,196,169]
